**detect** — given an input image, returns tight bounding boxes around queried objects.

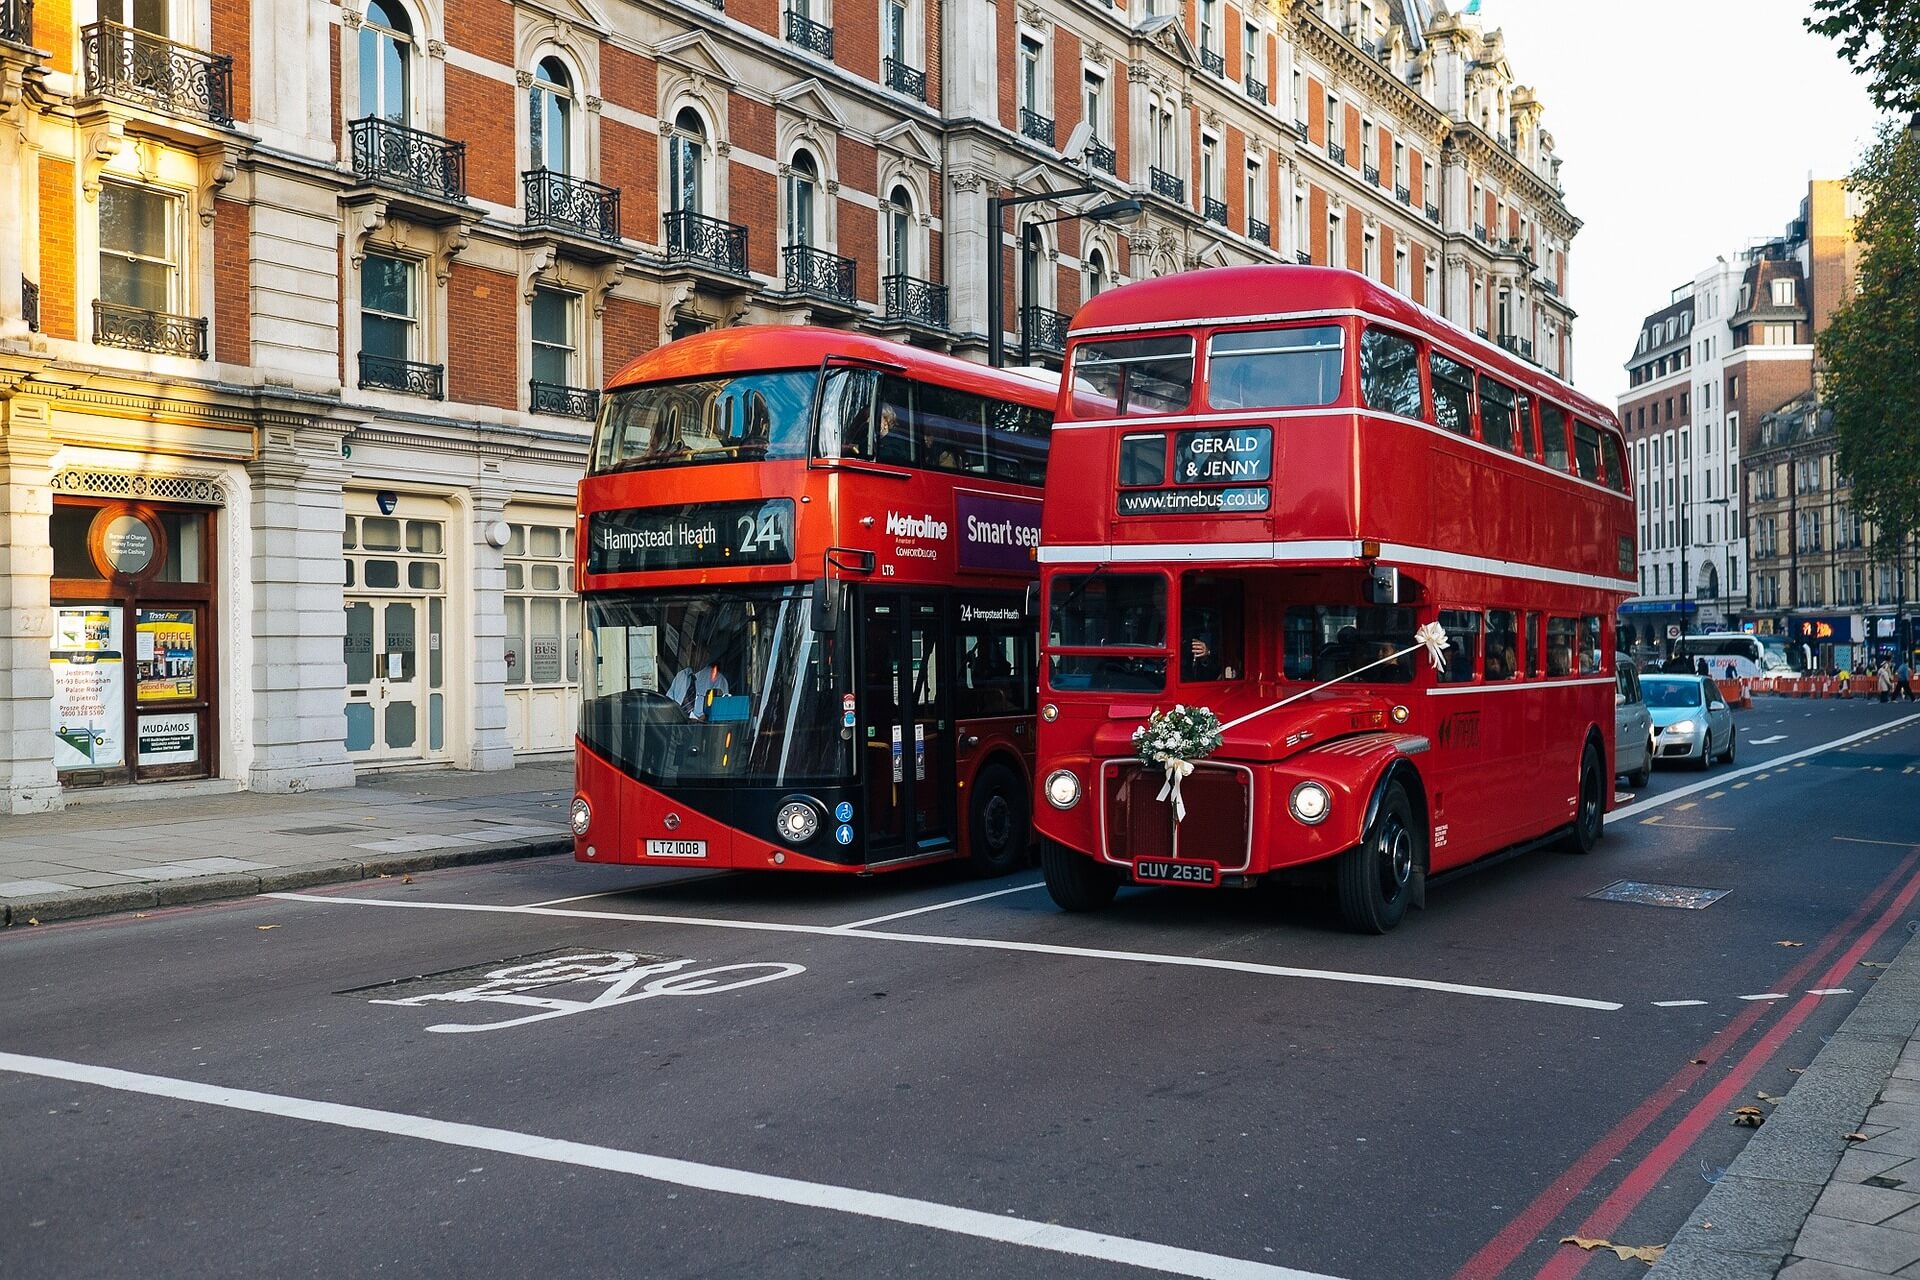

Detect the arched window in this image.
[1084,247,1106,300]
[885,185,913,280]
[667,108,706,214]
[786,150,819,248]
[529,57,573,175]
[360,0,412,124]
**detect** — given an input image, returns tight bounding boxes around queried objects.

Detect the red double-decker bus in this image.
[571,327,1057,877]
[1033,266,1637,931]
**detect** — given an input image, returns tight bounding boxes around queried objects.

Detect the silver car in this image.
[1614,658,1654,787]
[1641,674,1736,770]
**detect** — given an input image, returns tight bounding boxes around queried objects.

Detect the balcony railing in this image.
[359,352,444,398]
[1149,166,1184,203]
[92,300,207,359]
[1244,75,1265,103]
[664,210,748,276]
[81,21,234,126]
[1291,120,1309,141]
[523,169,621,241]
[1363,164,1380,185]
[883,273,948,329]
[21,276,37,333]
[1019,107,1055,147]
[1201,48,1225,77]
[1538,276,1561,298]
[1203,197,1228,226]
[1249,219,1270,246]
[1395,184,1410,205]
[1021,305,1069,359]
[3,0,33,46]
[350,116,467,201]
[1472,223,1488,243]
[1497,334,1535,361]
[1424,201,1440,223]
[1328,141,1346,165]
[1474,327,1489,340]
[884,57,926,101]
[1087,138,1116,175]
[784,9,834,57]
[1295,250,1311,265]
[784,243,856,303]
[530,380,600,419]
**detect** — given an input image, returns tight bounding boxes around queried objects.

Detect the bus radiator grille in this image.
[1104,763,1250,868]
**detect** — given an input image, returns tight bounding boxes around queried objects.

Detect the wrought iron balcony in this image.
[81,21,234,126]
[1087,138,1116,175]
[1249,219,1270,246]
[1328,141,1346,165]
[1020,107,1055,147]
[664,210,748,276]
[1244,75,1265,103]
[1395,183,1410,205]
[1424,201,1440,223]
[1295,251,1311,265]
[1291,120,1309,141]
[1497,334,1535,361]
[884,57,926,101]
[359,352,444,398]
[21,276,37,333]
[784,243,856,303]
[1363,164,1380,185]
[883,273,948,329]
[523,169,620,241]
[92,300,207,359]
[1474,327,1489,340]
[1201,48,1225,77]
[530,380,599,420]
[1472,223,1488,243]
[350,116,467,201]
[1538,276,1561,298]
[784,9,834,58]
[3,0,32,45]
[1203,197,1228,226]
[1021,304,1069,359]
[1149,166,1184,203]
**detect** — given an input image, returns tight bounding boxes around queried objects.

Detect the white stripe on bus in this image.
[1040,539,1638,593]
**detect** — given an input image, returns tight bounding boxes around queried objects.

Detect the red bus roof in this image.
[605,325,1058,409]
[1070,265,1617,427]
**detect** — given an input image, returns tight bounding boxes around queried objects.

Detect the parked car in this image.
[1614,656,1654,787]
[1641,674,1736,770]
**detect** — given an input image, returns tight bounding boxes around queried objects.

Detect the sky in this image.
[1468,0,1887,403]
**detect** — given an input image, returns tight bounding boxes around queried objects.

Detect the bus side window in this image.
[1540,403,1571,472]
[1429,353,1474,437]
[1526,612,1544,678]
[920,383,987,473]
[1573,420,1602,482]
[1484,610,1518,681]
[1478,376,1518,452]
[1360,327,1423,418]
[1581,615,1603,674]
[1436,609,1481,683]
[1545,616,1576,676]
[987,400,1049,486]
[1600,431,1631,494]
[1515,392,1536,458]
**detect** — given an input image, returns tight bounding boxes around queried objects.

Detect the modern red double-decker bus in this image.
[571,327,1057,878]
[1033,266,1637,931]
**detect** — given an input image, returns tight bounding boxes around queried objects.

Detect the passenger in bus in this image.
[874,404,913,464]
[1547,638,1574,677]
[1315,626,1365,680]
[666,638,731,721]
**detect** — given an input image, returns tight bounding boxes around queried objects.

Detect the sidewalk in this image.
[0,762,573,926]
[1652,913,1920,1278]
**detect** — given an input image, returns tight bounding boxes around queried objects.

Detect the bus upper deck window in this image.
[1540,403,1571,471]
[1479,376,1518,452]
[1429,353,1474,436]
[1070,336,1194,417]
[1360,327,1422,418]
[1207,325,1342,410]
[1573,420,1602,482]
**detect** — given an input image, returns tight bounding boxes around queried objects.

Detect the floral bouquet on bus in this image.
[1131,704,1224,823]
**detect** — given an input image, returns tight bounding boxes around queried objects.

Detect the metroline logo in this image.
[886,511,949,540]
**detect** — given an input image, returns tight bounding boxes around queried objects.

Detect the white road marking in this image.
[1808,988,1853,996]
[1611,715,1920,823]
[263,893,1624,1011]
[1652,1000,1709,1008]
[0,1052,1338,1280]
[1749,735,1787,745]
[1835,837,1920,849]
[1739,993,1789,1002]
[836,881,1046,930]
[1653,823,1736,832]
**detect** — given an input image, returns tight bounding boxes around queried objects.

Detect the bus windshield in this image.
[1047,572,1168,691]
[592,370,817,473]
[580,585,853,784]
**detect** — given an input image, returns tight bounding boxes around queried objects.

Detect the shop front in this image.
[1785,613,1860,673]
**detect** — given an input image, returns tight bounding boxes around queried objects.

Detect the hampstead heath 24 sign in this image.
[588,500,796,574]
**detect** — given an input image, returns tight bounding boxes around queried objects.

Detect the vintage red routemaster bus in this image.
[571,327,1058,877]
[1033,266,1637,931]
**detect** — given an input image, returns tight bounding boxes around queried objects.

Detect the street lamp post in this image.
[986,187,1141,367]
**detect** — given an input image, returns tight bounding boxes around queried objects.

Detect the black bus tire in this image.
[966,762,1029,878]
[1041,838,1120,912]
[1334,781,1417,934]
[1558,742,1606,854]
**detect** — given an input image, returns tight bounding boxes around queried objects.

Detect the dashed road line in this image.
[1836,836,1920,849]
[1652,1000,1708,1008]
[1705,791,1726,800]
[1738,992,1788,1002]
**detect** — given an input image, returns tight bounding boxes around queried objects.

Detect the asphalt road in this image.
[4,698,1918,1280]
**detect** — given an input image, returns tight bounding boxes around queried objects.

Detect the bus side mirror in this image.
[1365,565,1400,605]
[1023,583,1040,620]
[811,576,844,632]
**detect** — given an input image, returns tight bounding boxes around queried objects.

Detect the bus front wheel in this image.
[1042,838,1120,912]
[967,762,1030,878]
[1334,781,1418,934]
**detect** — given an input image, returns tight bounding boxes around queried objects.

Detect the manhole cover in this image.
[277,824,363,836]
[337,948,674,1000]
[1587,880,1731,910]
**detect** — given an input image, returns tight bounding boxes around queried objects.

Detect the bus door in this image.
[860,593,953,861]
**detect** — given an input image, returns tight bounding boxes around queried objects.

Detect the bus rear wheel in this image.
[1334,781,1418,934]
[1041,838,1120,912]
[1558,743,1606,854]
[966,762,1029,878]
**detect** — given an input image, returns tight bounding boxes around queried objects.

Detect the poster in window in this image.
[51,606,126,771]
[135,608,197,702]
[531,635,563,684]
[137,713,200,766]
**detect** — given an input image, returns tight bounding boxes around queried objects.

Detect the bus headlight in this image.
[776,800,820,843]
[1289,781,1331,825]
[1044,769,1081,809]
[569,797,592,836]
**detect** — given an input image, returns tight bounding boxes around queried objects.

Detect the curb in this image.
[1649,919,1920,1277]
[0,837,573,927]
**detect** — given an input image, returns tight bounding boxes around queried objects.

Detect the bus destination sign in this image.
[1174,426,1272,484]
[588,499,796,574]
[1117,486,1272,515]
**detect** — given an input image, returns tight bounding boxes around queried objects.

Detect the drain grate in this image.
[336,948,675,1000]
[277,824,364,836]
[1587,880,1731,910]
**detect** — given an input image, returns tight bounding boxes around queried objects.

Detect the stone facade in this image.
[0,0,1581,809]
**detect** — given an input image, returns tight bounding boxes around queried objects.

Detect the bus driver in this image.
[666,638,731,721]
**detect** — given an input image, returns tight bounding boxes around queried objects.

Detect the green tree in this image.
[1808,0,1920,115]
[1820,121,1920,550]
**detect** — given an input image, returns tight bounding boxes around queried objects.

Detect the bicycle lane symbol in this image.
[367,952,806,1034]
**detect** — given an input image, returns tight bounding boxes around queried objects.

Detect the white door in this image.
[344,597,426,761]
[344,505,449,765]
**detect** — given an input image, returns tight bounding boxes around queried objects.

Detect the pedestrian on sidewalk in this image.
[1879,659,1895,704]
[1898,658,1916,703]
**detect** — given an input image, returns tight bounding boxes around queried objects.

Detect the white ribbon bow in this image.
[1155,756,1195,822]
[1414,621,1451,672]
